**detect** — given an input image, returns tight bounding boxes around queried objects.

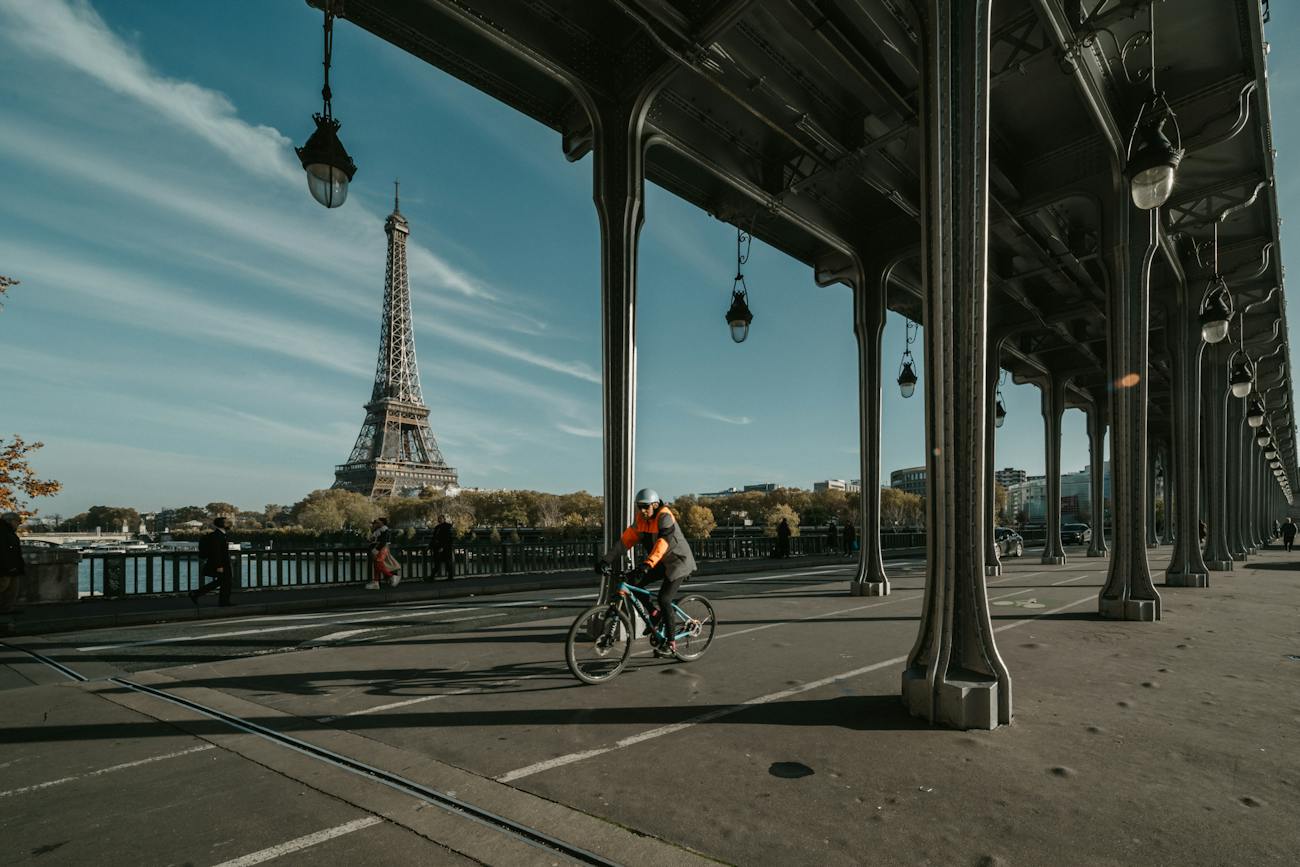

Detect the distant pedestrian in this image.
[842,521,856,557]
[0,512,27,616]
[1198,520,1207,545]
[190,516,234,607]
[366,516,399,589]
[775,518,791,558]
[1282,517,1296,553]
[826,519,838,553]
[431,513,455,579]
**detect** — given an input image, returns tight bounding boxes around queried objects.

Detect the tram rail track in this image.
[1,640,624,867]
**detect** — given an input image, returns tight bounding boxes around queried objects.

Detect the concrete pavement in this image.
[2,549,1296,865]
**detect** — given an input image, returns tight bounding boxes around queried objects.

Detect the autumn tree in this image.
[0,275,17,311]
[679,504,717,540]
[0,435,61,516]
[206,502,238,518]
[765,503,801,536]
[86,505,141,533]
[291,489,380,531]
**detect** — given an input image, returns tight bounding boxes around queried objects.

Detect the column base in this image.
[984,564,1001,577]
[1146,542,1160,549]
[850,580,889,597]
[901,668,1004,730]
[1165,572,1209,588]
[1041,555,1066,565]
[1098,596,1160,621]
[1206,560,1234,571]
[1247,546,1257,555]
[1086,549,1106,558]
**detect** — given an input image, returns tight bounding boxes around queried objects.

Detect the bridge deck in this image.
[2,553,1296,866]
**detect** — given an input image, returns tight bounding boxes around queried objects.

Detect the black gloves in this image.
[593,558,609,575]
[630,562,650,581]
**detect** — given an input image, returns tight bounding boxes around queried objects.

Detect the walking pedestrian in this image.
[431,513,455,579]
[366,516,399,589]
[826,519,838,553]
[190,516,234,607]
[775,517,791,559]
[842,520,856,557]
[0,512,27,616]
[1282,517,1296,553]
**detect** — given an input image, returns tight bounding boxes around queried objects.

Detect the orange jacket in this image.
[618,505,692,570]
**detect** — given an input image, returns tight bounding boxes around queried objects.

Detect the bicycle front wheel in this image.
[672,595,716,661]
[566,604,632,684]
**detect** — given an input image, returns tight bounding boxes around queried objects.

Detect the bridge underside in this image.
[308,0,1294,728]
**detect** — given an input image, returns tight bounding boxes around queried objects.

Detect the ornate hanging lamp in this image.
[897,318,918,398]
[296,1,357,208]
[724,228,754,343]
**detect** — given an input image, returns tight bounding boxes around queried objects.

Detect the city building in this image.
[813,479,862,494]
[995,467,1027,488]
[890,466,926,497]
[1006,463,1112,525]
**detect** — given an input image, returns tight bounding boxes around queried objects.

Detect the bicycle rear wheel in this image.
[566,604,632,684]
[671,595,716,661]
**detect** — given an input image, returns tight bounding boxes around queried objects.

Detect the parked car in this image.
[994,527,1024,557]
[1061,523,1092,545]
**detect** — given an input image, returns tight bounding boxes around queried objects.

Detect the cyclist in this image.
[600,488,697,656]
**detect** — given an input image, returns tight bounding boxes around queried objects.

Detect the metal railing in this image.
[71,532,931,599]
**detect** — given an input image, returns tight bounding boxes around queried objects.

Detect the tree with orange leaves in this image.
[0,436,61,516]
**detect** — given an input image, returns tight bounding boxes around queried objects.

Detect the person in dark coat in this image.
[190,516,234,606]
[1282,517,1297,552]
[826,519,838,553]
[842,520,856,556]
[775,518,791,558]
[0,512,27,615]
[431,514,455,579]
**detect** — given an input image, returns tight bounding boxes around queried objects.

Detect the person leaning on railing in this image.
[0,512,27,616]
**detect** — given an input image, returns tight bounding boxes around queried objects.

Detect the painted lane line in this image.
[497,590,1095,783]
[210,817,384,867]
[321,673,552,721]
[77,606,488,651]
[636,572,1049,656]
[0,745,215,799]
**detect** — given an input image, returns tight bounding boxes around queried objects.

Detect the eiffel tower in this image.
[333,183,458,498]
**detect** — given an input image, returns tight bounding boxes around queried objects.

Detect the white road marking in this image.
[0,745,215,798]
[320,673,552,721]
[210,817,383,867]
[496,590,1095,783]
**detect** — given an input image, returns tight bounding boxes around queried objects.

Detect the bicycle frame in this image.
[614,580,692,643]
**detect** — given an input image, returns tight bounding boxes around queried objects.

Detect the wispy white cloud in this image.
[0,0,298,184]
[416,315,601,383]
[0,0,500,304]
[690,408,754,425]
[0,241,373,378]
[556,423,601,438]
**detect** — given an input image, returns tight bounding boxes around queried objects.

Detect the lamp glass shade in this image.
[306,163,350,208]
[725,289,753,344]
[898,361,918,399]
[994,400,1007,429]
[1257,432,1272,447]
[1248,405,1265,427]
[1201,319,1230,344]
[1229,366,1253,398]
[295,114,357,209]
[1265,448,1277,459]
[1130,165,1176,210]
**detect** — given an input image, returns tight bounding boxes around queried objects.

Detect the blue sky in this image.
[1,0,1296,517]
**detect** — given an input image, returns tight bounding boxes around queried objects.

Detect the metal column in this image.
[901,0,1012,730]
[1040,372,1067,565]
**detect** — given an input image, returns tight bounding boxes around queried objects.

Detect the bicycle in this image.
[565,564,717,685]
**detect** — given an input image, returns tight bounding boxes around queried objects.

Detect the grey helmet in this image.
[634,488,661,507]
